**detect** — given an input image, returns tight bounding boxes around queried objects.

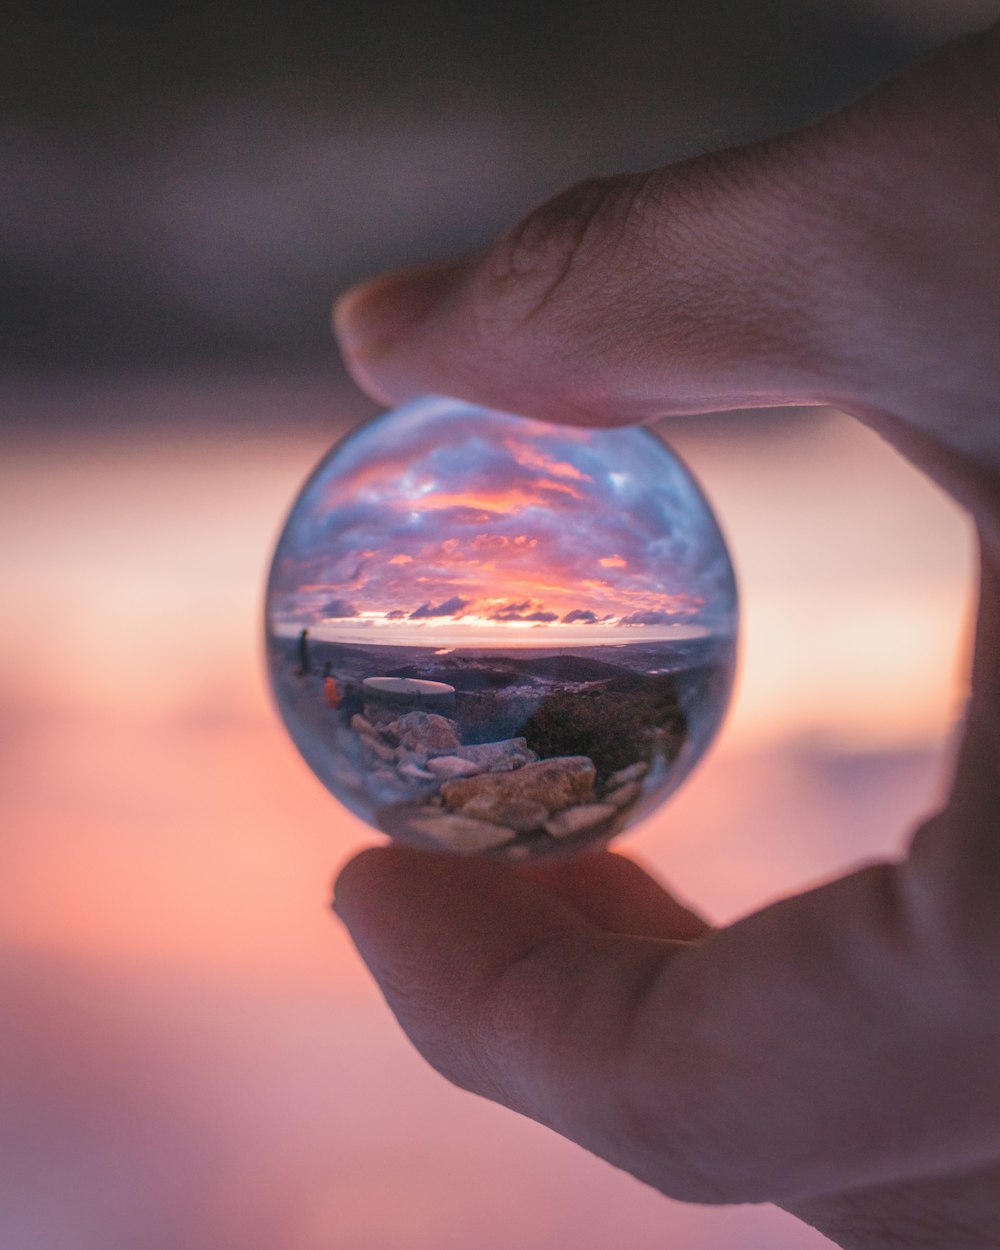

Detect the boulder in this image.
[403,811,517,854]
[545,803,618,839]
[442,756,596,830]
[392,710,462,754]
[425,755,481,779]
[453,738,538,773]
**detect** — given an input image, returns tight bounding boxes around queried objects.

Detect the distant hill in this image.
[501,654,630,682]
[271,634,734,685]
[406,652,632,687]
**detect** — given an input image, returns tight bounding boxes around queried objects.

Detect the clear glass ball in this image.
[265,397,737,858]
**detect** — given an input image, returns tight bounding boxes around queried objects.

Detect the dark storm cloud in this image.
[620,609,678,626]
[321,597,359,618]
[562,609,600,624]
[486,601,559,623]
[409,596,470,619]
[487,600,532,621]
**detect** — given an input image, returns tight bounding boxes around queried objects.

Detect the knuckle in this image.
[474,173,657,331]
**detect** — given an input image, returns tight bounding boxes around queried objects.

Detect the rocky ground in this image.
[350,706,651,856]
[268,635,732,855]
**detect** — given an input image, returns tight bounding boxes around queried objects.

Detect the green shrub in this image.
[522,676,686,781]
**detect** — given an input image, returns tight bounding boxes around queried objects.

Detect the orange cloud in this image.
[504,438,593,483]
[415,477,585,514]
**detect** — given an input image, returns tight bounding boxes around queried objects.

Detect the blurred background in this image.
[2,2,996,1247]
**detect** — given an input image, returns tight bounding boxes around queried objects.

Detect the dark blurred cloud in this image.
[410,595,471,620]
[621,609,678,627]
[3,1,995,388]
[321,597,359,619]
[488,602,560,623]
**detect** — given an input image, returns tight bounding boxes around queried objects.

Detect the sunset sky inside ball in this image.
[267,399,737,646]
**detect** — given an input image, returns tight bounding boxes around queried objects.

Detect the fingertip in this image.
[330,843,381,912]
[331,844,558,958]
[331,843,438,919]
[333,260,468,393]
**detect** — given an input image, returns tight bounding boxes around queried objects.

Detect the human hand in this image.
[332,23,1000,1248]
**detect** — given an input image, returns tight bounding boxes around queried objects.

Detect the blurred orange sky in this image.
[0,376,974,1249]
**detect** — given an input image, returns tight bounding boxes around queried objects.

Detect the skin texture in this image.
[331,22,1000,1248]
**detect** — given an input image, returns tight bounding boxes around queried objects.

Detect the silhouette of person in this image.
[296,627,311,677]
[332,24,1000,1249]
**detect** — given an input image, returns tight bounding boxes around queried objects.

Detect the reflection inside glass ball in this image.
[265,397,737,858]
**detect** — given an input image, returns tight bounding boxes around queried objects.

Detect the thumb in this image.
[334,25,1000,435]
[333,152,843,426]
[333,845,1000,1207]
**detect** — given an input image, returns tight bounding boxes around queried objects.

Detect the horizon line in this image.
[269,619,731,649]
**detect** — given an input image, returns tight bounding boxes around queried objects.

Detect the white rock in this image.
[350,713,380,739]
[394,746,428,768]
[498,842,532,861]
[393,710,462,754]
[398,761,437,782]
[545,803,618,839]
[606,761,650,789]
[460,798,550,834]
[425,755,481,779]
[604,780,642,809]
[453,739,537,772]
[404,812,517,854]
[360,730,395,760]
[360,735,396,763]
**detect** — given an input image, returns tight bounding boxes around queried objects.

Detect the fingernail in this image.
[334,261,464,361]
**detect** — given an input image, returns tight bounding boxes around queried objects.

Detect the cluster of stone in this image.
[348,708,648,854]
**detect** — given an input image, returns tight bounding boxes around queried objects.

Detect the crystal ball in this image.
[265,397,737,858]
